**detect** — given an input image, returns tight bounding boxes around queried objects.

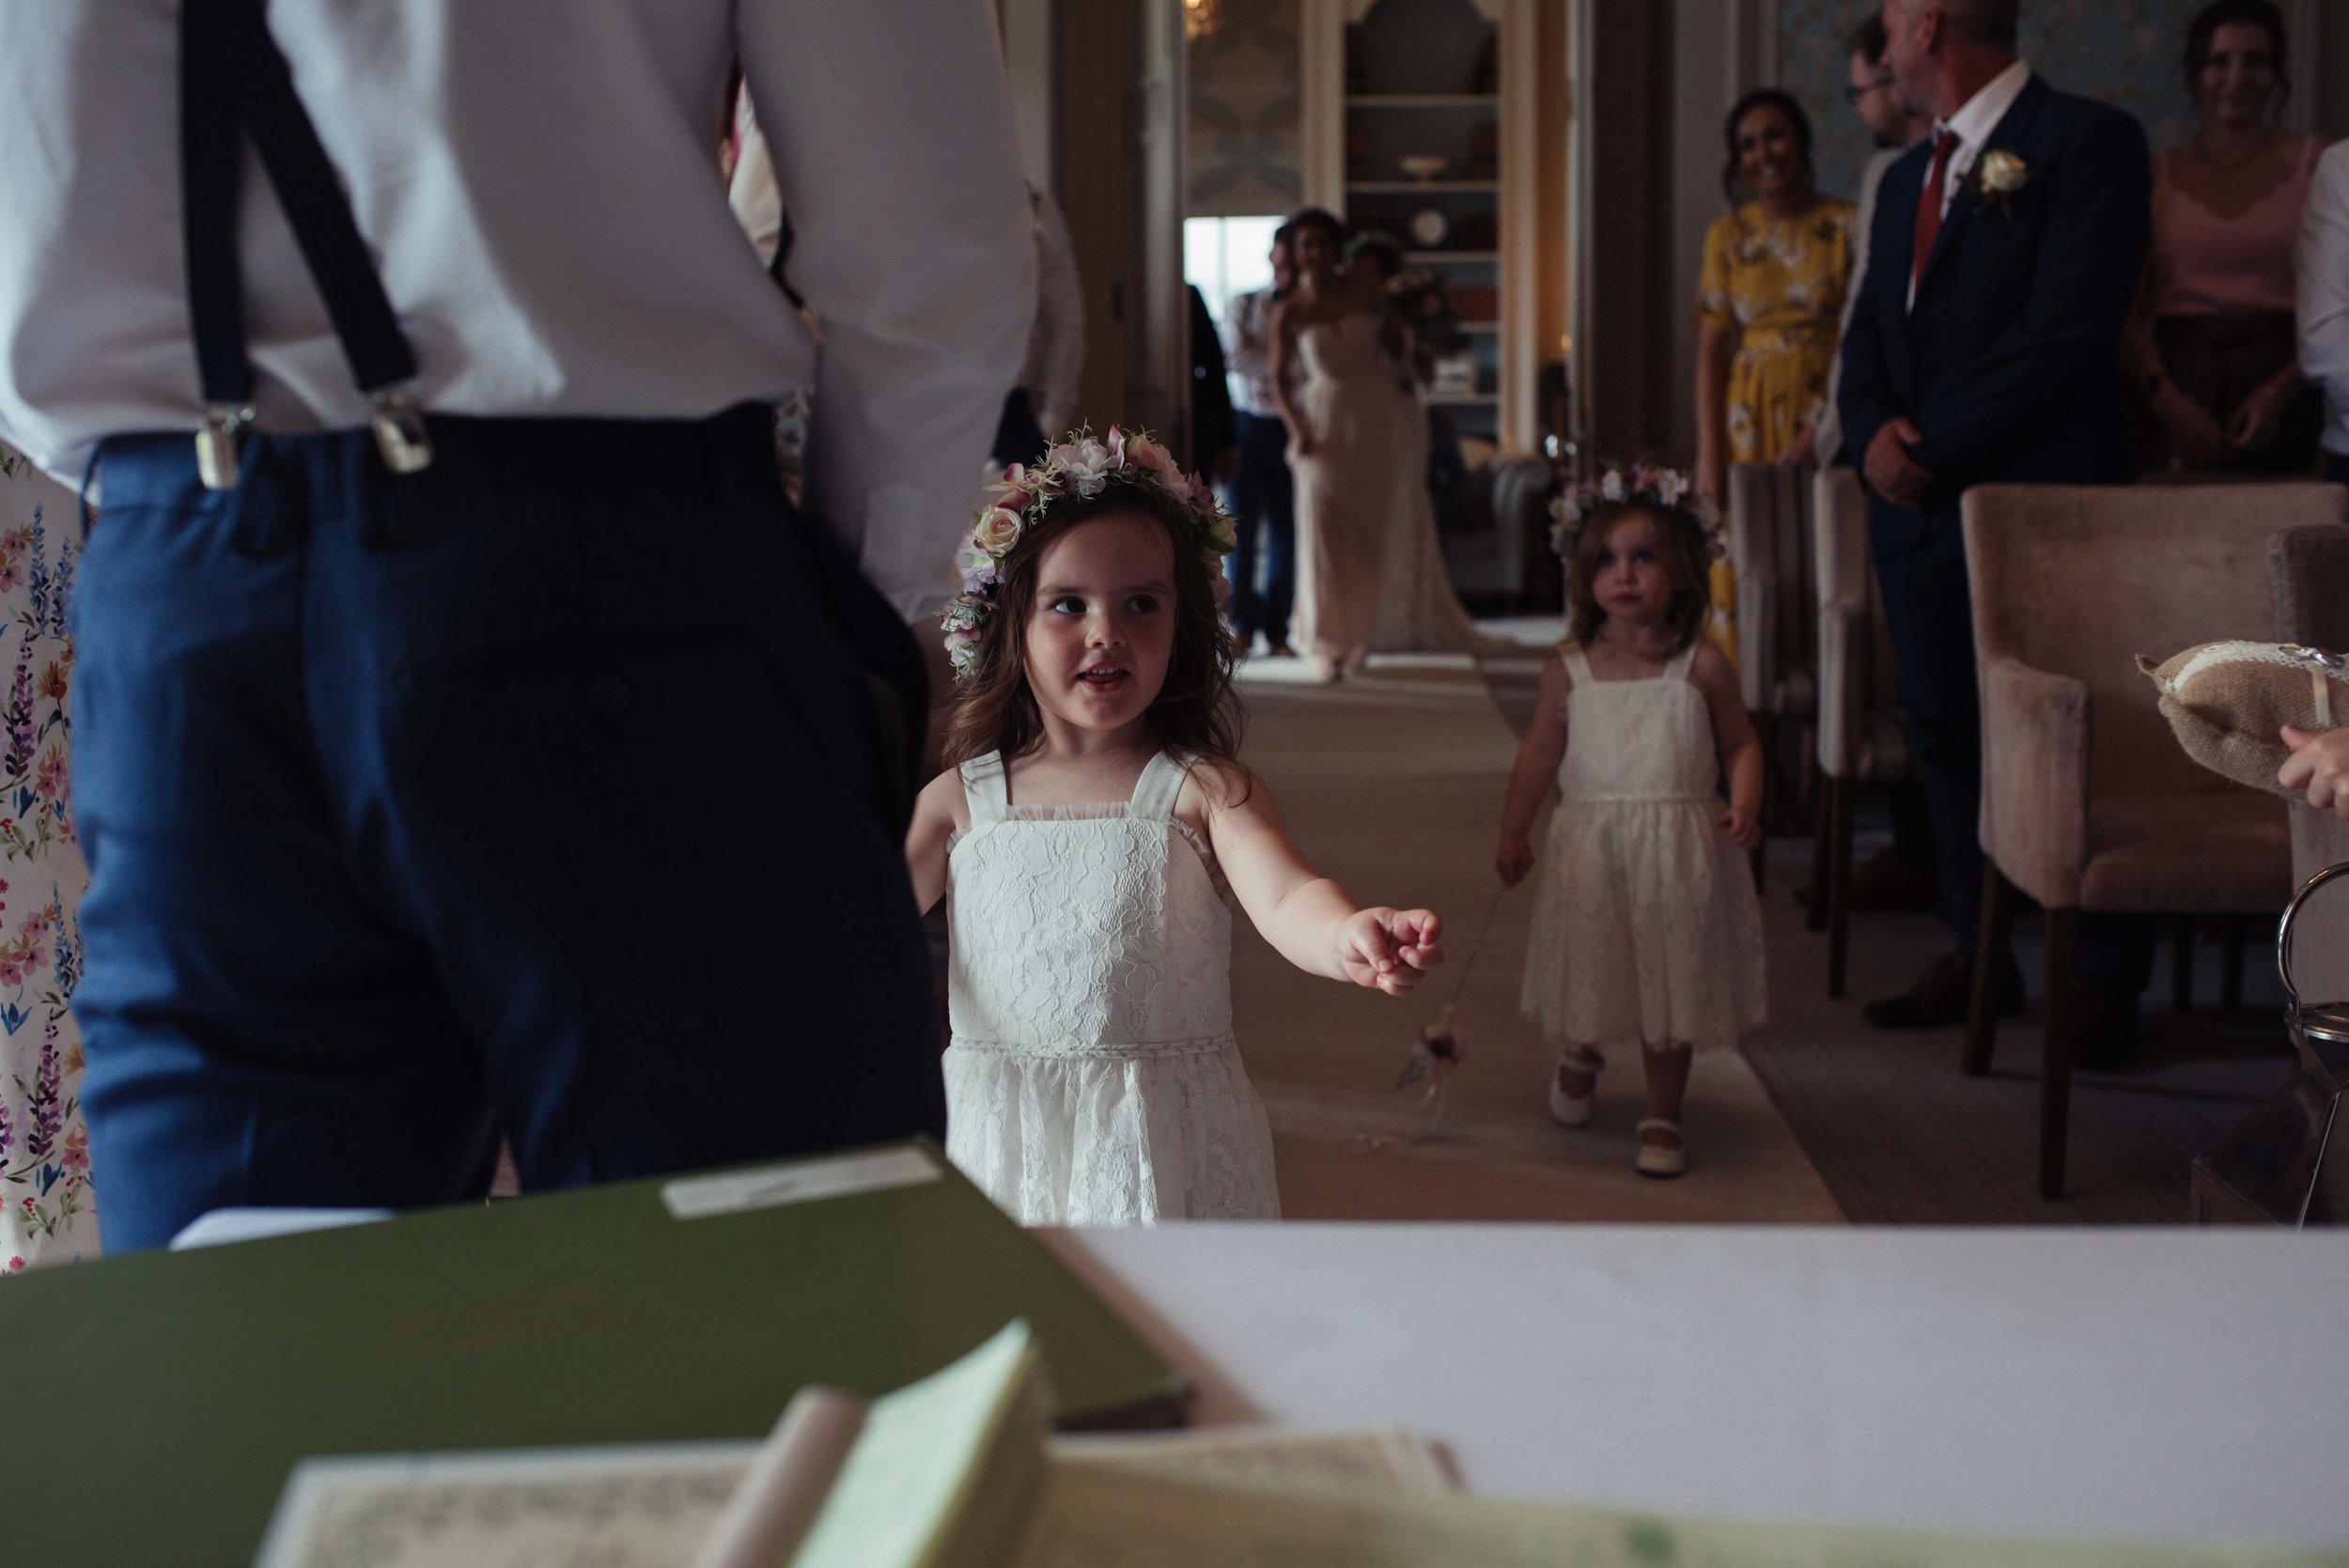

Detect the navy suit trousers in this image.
[72,406,945,1250]
[1871,500,1985,950]
[1225,411,1295,645]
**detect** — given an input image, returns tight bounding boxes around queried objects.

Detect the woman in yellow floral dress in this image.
[1693,89,1855,660]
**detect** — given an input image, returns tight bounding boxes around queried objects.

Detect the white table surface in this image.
[1040,1223,2349,1546]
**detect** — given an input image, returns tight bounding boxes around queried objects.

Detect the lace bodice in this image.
[1559,644,1720,800]
[946,751,1232,1054]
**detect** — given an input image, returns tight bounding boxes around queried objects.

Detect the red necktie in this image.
[1910,129,1959,298]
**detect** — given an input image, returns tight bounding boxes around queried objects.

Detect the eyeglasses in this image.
[1844,72,1895,106]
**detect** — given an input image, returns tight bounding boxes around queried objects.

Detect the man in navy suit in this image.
[1836,0,2150,1041]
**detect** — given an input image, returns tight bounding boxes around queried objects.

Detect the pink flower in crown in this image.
[1105,427,1128,468]
[1128,431,1177,481]
[988,464,1039,515]
[1187,473,1217,511]
[956,543,997,595]
[1063,438,1113,497]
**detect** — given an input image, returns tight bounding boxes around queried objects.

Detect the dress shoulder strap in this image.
[959,752,1009,822]
[1128,752,1189,821]
[1560,644,1595,687]
[1669,641,1703,682]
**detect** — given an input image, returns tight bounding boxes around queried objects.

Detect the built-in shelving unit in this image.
[1301,0,1536,450]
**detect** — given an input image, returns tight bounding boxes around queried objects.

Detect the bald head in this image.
[1883,0,2020,119]
[1888,0,2018,45]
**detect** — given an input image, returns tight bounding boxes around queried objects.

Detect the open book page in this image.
[254,1321,1047,1568]
[1012,1463,2348,1568]
[252,1443,761,1568]
[1051,1427,1456,1492]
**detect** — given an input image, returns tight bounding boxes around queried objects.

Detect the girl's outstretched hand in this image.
[2279,725,2349,817]
[1718,805,1760,851]
[1496,835,1534,887]
[1338,908,1444,996]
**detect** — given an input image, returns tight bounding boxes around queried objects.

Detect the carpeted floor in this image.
[1231,652,1846,1224]
[1475,623,2297,1224]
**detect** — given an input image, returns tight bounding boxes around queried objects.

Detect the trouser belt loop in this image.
[226,442,287,558]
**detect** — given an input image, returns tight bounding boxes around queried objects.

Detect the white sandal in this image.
[1634,1117,1688,1178]
[1548,1046,1605,1128]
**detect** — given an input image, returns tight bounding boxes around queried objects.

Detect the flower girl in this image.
[905,429,1444,1224]
[1495,468,1766,1177]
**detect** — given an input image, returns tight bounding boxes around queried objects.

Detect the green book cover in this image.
[0,1140,1182,1567]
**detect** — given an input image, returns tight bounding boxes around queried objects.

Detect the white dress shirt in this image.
[1817,143,1909,463]
[0,0,1034,616]
[1907,57,2032,310]
[1221,288,1289,419]
[2298,140,2349,460]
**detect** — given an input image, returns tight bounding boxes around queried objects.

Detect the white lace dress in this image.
[1520,644,1766,1054]
[942,751,1280,1224]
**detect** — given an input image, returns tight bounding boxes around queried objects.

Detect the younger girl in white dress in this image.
[1496,468,1766,1177]
[906,428,1444,1224]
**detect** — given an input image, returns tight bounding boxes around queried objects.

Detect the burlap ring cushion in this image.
[2138,641,2349,794]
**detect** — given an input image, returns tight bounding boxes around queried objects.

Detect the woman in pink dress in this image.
[2123,0,2326,474]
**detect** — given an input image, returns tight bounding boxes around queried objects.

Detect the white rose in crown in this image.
[1970,149,2030,215]
[972,505,1025,557]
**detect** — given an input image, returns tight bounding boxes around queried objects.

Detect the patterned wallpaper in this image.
[1187,0,1305,216]
[1778,0,2207,205]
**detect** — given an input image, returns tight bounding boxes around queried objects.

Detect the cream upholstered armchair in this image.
[1961,483,2347,1200]
[1808,467,1910,997]
[1728,462,1817,836]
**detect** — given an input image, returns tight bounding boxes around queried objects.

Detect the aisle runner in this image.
[1233,653,1843,1223]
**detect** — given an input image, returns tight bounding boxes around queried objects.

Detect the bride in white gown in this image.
[1268,213,1486,680]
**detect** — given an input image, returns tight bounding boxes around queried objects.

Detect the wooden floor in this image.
[1231,652,1844,1224]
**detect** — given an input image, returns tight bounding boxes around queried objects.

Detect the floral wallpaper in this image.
[1778,0,2207,205]
[1188,0,1304,216]
[0,450,94,1271]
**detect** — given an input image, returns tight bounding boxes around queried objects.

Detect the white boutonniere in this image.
[1966,149,2030,216]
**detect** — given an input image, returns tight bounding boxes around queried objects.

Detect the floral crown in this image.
[1547,462,1725,564]
[941,427,1237,678]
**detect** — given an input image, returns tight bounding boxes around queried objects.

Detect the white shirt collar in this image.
[1938,58,2032,163]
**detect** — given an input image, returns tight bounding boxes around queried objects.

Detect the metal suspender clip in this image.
[369,386,433,475]
[196,403,256,491]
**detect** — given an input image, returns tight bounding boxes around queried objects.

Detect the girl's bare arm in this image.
[1193,768,1443,996]
[903,769,968,914]
[1496,654,1570,882]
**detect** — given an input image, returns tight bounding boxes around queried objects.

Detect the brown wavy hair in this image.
[1563,501,1713,654]
[940,486,1250,786]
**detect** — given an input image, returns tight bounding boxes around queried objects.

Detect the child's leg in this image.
[1555,1044,1605,1098]
[1639,1043,1693,1149]
[1548,1043,1605,1128]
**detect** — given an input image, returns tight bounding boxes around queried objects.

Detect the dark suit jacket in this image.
[1837,74,2151,532]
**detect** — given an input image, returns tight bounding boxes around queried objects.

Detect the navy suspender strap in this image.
[179,0,431,489]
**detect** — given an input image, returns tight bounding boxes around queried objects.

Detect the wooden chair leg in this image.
[1962,862,2017,1077]
[1828,776,1857,1000]
[1750,711,1774,890]
[1806,778,1833,934]
[2041,908,2078,1201]
[2170,915,2193,1014]
[2221,915,2246,1011]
